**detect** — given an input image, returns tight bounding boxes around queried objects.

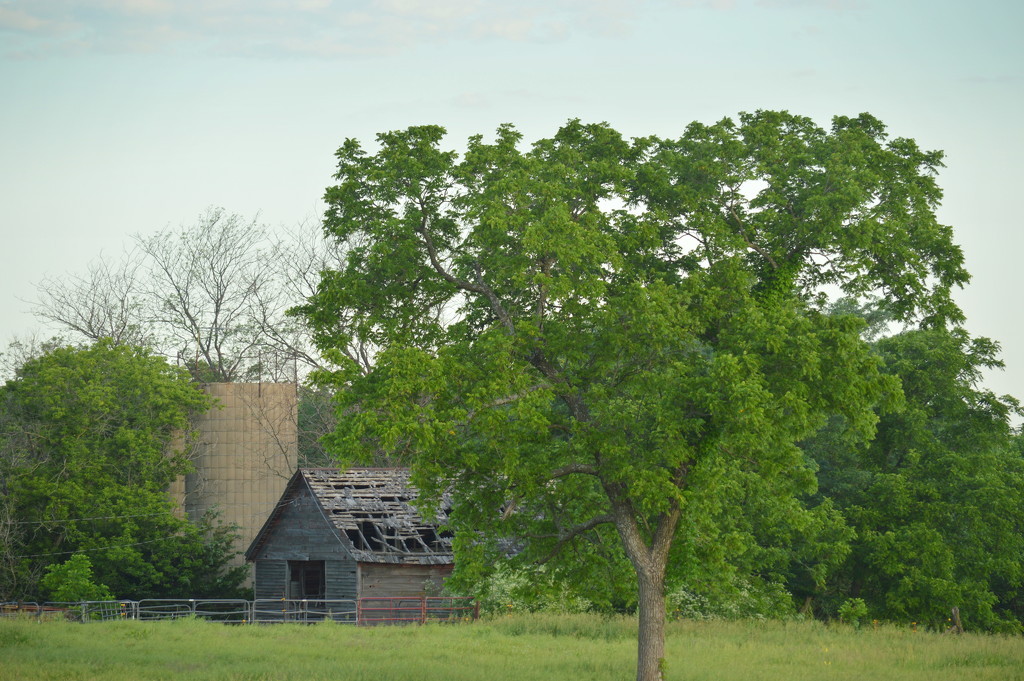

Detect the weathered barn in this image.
[244,468,454,602]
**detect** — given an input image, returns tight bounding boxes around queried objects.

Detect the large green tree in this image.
[803,326,1024,631]
[300,113,967,681]
[0,340,247,600]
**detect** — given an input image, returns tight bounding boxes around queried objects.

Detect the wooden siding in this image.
[357,563,454,599]
[253,559,356,603]
[249,469,454,603]
[251,484,357,601]
[326,559,358,601]
[254,560,287,600]
[251,485,349,561]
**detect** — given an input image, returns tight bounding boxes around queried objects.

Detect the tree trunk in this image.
[636,561,668,681]
[608,495,679,681]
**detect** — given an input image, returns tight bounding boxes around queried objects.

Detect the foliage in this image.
[469,564,596,615]
[802,326,1024,632]
[666,577,795,621]
[299,113,967,680]
[0,340,248,600]
[837,597,869,627]
[38,554,114,603]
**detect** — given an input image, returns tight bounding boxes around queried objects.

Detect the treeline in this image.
[6,114,1024,639]
[6,276,1022,630]
[291,116,1024,645]
[0,210,338,601]
[452,315,1024,632]
[0,210,385,602]
[0,342,248,601]
[804,325,1024,629]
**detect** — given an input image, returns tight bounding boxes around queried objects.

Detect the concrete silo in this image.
[171,382,297,585]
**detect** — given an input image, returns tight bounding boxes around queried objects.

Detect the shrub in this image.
[666,578,794,620]
[472,565,594,615]
[39,554,114,603]
[837,598,869,628]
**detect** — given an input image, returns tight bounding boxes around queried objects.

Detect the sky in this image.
[1,0,1022,400]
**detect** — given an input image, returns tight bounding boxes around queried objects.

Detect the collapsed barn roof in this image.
[245,468,453,566]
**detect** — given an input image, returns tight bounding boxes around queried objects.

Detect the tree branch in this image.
[535,513,615,564]
[471,261,517,335]
[650,501,682,565]
[416,218,516,335]
[549,463,599,479]
[461,384,549,424]
[728,205,778,270]
[525,349,592,423]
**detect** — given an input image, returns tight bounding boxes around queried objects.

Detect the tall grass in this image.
[1,614,1022,680]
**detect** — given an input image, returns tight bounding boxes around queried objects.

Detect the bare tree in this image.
[0,334,67,383]
[250,218,376,378]
[134,208,273,382]
[29,207,369,384]
[32,254,151,346]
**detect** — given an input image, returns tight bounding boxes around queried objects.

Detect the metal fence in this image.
[357,596,479,625]
[251,599,357,623]
[1,597,477,625]
[1,601,136,622]
[137,599,251,622]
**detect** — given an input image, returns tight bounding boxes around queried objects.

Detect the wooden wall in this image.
[251,479,453,603]
[327,560,358,601]
[250,484,357,600]
[358,563,454,599]
[254,560,287,600]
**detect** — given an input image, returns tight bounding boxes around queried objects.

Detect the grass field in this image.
[1,613,1022,680]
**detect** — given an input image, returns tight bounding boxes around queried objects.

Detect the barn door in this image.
[287,560,326,600]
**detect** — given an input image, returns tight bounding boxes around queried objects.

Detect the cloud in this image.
[665,0,737,9]
[0,6,53,32]
[99,0,176,15]
[754,0,863,10]
[470,9,571,44]
[372,0,481,21]
[666,0,862,10]
[0,0,640,59]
